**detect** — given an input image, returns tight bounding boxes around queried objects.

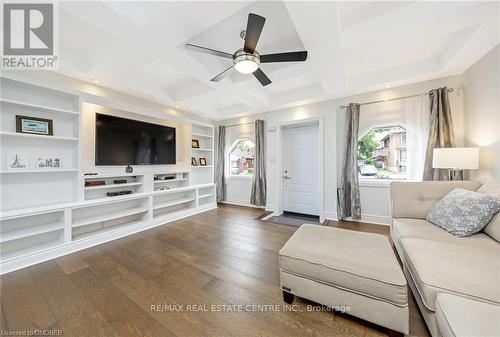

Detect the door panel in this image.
[283,124,319,215]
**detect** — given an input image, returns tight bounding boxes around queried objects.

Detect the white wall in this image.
[218,75,465,224]
[463,45,500,183]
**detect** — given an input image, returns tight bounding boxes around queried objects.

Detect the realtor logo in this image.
[2,2,58,69]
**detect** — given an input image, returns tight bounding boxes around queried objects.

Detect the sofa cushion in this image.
[392,218,499,249]
[435,293,500,337]
[279,225,407,307]
[426,188,500,237]
[401,238,500,311]
[478,182,500,242]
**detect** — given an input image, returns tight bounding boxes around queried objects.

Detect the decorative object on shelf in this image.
[85,180,106,187]
[192,139,200,148]
[156,186,170,191]
[126,165,133,173]
[106,190,132,197]
[84,172,98,176]
[164,176,175,180]
[37,156,61,169]
[199,158,207,166]
[114,179,128,184]
[6,152,28,170]
[16,115,53,136]
[191,157,198,166]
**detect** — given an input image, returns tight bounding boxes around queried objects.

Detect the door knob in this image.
[281,175,291,179]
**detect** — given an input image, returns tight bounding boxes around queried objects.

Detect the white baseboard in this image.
[0,203,216,275]
[220,200,265,209]
[323,211,390,226]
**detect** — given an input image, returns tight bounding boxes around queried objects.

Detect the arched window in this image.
[229,139,255,176]
[357,125,407,180]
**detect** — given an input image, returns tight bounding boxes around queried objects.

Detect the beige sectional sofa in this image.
[390,181,500,337]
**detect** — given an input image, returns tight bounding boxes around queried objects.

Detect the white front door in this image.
[283,124,320,216]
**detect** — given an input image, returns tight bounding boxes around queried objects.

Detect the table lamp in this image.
[432,147,479,180]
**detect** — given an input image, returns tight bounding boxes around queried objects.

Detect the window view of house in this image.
[358,125,407,180]
[229,139,255,176]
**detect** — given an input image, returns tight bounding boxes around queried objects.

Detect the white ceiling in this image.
[56,1,499,120]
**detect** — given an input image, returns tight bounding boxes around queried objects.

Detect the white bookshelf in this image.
[0,77,80,211]
[191,122,214,185]
[83,174,145,200]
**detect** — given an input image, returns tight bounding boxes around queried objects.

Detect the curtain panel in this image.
[250,120,266,206]
[337,103,361,220]
[423,87,456,181]
[215,125,226,202]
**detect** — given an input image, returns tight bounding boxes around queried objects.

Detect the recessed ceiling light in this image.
[91,79,100,84]
[175,105,179,108]
[384,84,390,88]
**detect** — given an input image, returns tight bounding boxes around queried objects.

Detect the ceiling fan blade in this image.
[210,66,234,82]
[185,43,233,59]
[244,13,266,53]
[253,68,271,86]
[260,51,308,63]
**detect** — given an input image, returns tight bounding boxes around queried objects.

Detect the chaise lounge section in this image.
[390,181,500,336]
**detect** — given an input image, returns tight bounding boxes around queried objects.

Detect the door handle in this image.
[281,175,291,180]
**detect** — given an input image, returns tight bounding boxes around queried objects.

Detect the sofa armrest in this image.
[390,181,481,219]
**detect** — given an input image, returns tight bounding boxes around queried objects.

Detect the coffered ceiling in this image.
[55,1,499,120]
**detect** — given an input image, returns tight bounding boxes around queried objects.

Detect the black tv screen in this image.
[95,113,176,165]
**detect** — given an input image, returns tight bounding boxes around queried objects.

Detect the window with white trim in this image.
[358,125,407,180]
[229,139,255,176]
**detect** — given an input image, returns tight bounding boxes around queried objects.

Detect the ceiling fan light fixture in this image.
[233,50,260,74]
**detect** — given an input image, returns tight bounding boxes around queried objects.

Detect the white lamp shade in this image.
[432,147,479,170]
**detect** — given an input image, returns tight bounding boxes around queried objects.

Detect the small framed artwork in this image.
[6,152,29,170]
[16,115,53,136]
[37,156,62,169]
[199,158,207,166]
[191,157,198,166]
[192,139,200,148]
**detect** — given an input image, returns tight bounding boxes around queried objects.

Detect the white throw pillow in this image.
[477,182,500,242]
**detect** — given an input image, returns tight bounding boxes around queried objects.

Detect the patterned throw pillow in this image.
[426,188,500,237]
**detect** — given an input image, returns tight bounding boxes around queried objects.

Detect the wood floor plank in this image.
[56,253,90,275]
[0,269,57,331]
[30,261,120,337]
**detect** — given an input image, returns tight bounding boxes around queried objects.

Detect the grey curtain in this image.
[423,87,455,181]
[337,103,361,220]
[250,120,266,206]
[215,126,226,202]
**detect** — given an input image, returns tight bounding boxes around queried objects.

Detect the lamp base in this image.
[447,169,464,181]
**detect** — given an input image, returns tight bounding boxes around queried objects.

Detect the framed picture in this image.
[37,156,62,169]
[192,139,200,148]
[199,158,207,166]
[6,152,29,170]
[16,115,53,136]
[191,157,198,166]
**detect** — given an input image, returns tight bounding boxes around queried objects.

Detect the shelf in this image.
[0,98,79,116]
[72,219,144,242]
[191,165,213,168]
[192,132,213,138]
[1,240,62,261]
[192,148,213,152]
[154,178,187,184]
[153,198,195,210]
[0,169,79,174]
[0,131,79,141]
[83,173,143,179]
[85,182,142,191]
[73,206,148,228]
[198,194,214,199]
[0,222,63,243]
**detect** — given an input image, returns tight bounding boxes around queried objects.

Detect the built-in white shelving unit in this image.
[0,77,80,211]
[191,122,214,186]
[0,76,217,275]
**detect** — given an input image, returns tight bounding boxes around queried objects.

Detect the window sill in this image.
[228,175,253,180]
[358,179,406,188]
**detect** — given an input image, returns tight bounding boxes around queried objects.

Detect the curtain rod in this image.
[340,88,454,109]
[223,121,254,128]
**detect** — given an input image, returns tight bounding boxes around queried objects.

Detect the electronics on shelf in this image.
[114,179,127,184]
[106,190,132,197]
[85,180,105,187]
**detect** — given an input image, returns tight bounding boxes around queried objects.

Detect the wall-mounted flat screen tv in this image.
[95,113,176,165]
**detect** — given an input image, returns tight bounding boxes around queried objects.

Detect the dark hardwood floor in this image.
[0,204,430,337]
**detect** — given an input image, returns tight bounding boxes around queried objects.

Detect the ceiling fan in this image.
[185,13,308,86]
